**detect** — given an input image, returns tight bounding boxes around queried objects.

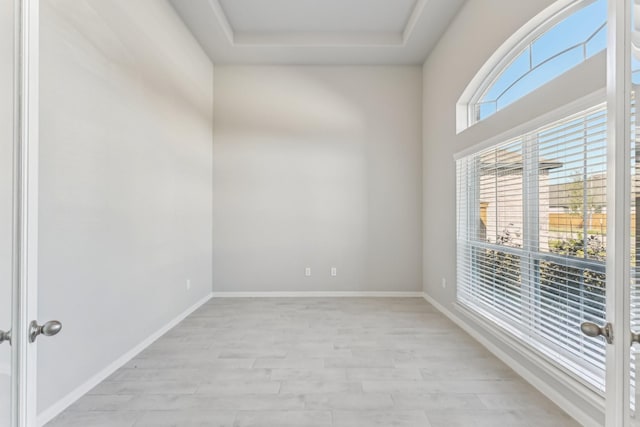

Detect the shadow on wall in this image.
[216,68,367,136]
[214,68,368,290]
[212,66,423,292]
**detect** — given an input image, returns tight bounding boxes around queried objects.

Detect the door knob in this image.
[581,322,613,344]
[29,320,62,343]
[0,329,10,345]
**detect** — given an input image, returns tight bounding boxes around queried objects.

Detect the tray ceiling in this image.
[169,0,465,64]
[219,0,417,34]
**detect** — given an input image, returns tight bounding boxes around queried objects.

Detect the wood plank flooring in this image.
[46,298,580,426]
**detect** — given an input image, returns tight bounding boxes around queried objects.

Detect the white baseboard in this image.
[211,291,424,298]
[37,292,213,427]
[37,291,593,425]
[422,293,600,427]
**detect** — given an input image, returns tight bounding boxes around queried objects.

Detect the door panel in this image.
[0,0,15,426]
[615,0,640,425]
[583,0,634,425]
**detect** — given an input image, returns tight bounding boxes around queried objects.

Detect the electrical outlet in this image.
[441,277,446,288]
[331,267,337,277]
[305,267,311,277]
[186,279,191,290]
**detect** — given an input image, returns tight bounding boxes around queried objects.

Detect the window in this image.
[465,0,606,127]
[457,105,607,390]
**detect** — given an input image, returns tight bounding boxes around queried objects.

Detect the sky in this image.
[479,0,607,119]
[479,0,612,189]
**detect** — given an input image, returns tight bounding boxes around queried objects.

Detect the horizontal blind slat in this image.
[456,103,607,393]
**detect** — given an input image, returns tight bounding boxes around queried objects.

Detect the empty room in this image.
[2,0,638,426]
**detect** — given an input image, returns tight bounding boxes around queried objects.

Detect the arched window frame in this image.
[453,0,612,399]
[456,0,601,134]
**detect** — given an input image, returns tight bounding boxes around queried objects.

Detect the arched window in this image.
[455,0,612,393]
[460,0,606,130]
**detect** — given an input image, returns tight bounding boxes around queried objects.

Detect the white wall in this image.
[38,0,213,414]
[0,1,14,423]
[422,0,605,424]
[213,66,422,292]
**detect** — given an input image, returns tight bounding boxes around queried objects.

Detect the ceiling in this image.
[169,0,465,65]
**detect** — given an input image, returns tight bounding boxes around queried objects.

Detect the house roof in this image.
[479,149,563,174]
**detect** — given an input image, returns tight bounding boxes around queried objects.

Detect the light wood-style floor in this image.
[47,298,579,426]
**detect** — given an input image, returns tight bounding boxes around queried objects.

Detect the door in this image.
[627,0,640,424]
[586,0,640,425]
[1,1,56,426]
[613,0,640,424]
[0,0,16,425]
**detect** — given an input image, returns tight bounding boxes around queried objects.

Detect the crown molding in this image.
[209,0,427,47]
[208,0,234,44]
[402,0,428,43]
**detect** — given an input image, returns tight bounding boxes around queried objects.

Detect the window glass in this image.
[473,0,606,123]
[531,0,606,66]
[457,105,608,391]
[496,48,584,111]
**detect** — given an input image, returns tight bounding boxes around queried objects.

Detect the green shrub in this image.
[477,228,605,322]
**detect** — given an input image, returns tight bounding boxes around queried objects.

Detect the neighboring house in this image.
[479,148,562,251]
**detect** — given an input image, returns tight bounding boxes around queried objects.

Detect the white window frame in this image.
[454,90,609,416]
[456,0,599,134]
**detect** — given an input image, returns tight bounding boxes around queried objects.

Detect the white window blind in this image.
[457,104,607,391]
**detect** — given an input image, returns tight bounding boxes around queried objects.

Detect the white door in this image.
[625,0,640,424]
[596,0,640,425]
[0,0,17,424]
[1,1,51,426]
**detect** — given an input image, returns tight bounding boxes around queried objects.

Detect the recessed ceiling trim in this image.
[169,0,466,64]
[208,0,234,44]
[209,0,427,47]
[234,32,405,47]
[402,0,429,43]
